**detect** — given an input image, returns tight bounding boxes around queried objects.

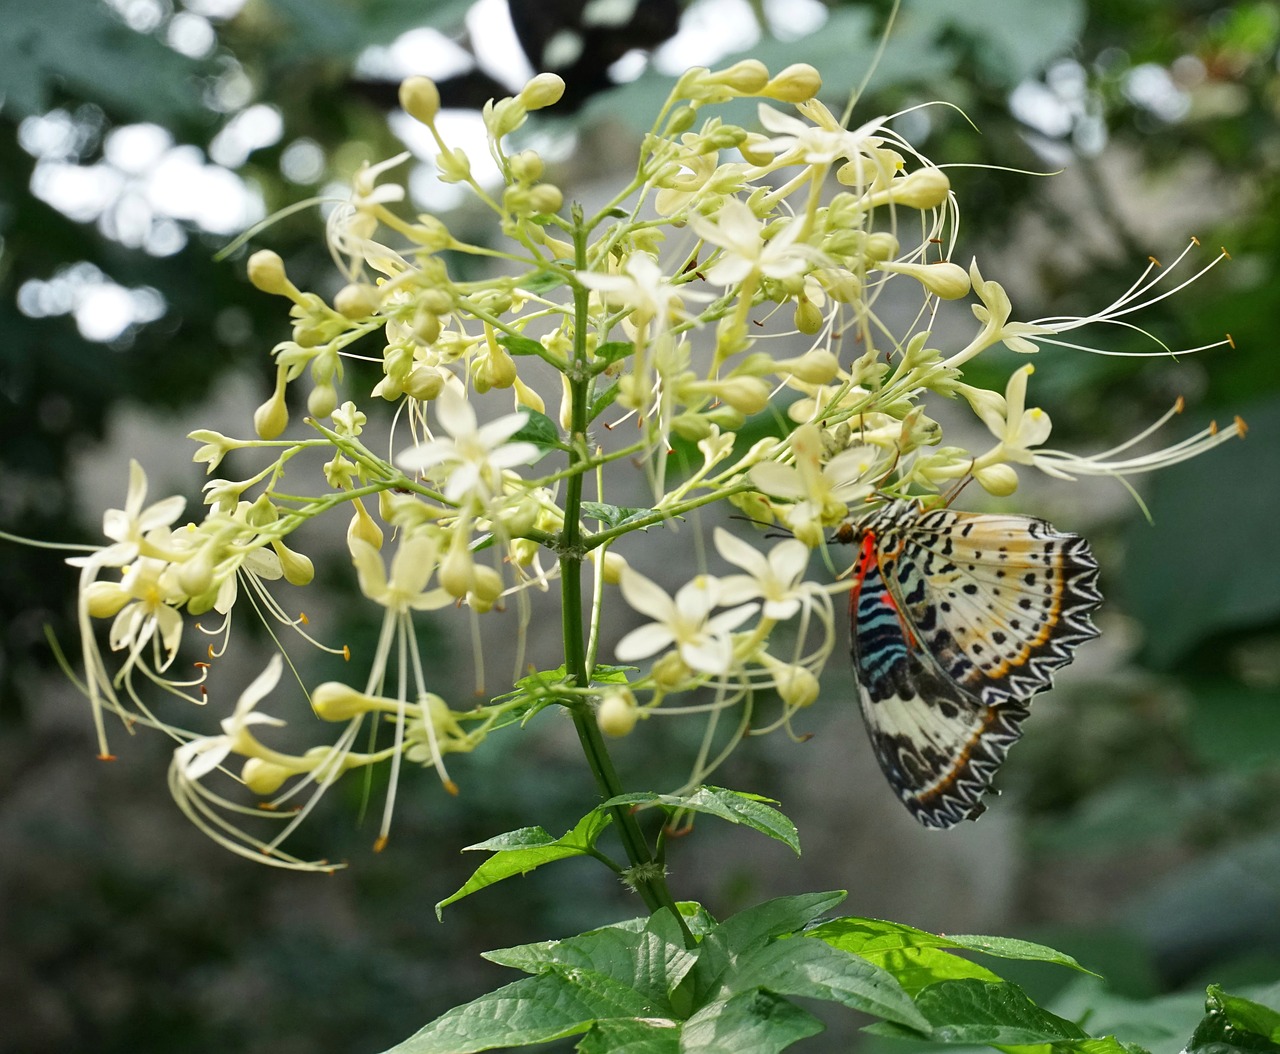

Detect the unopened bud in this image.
[272,539,315,586]
[519,73,565,110]
[527,184,563,215]
[312,682,377,721]
[716,59,769,94]
[241,757,294,794]
[347,499,384,551]
[247,250,294,297]
[597,689,639,737]
[399,76,441,126]
[974,463,1020,496]
[794,298,824,335]
[308,381,338,419]
[254,377,289,440]
[763,64,822,102]
[334,282,381,319]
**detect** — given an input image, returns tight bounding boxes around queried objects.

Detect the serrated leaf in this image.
[602,786,799,855]
[863,979,1088,1044]
[497,333,549,357]
[435,810,612,917]
[581,502,660,531]
[484,908,695,1006]
[509,408,562,451]
[680,989,824,1054]
[718,938,928,1032]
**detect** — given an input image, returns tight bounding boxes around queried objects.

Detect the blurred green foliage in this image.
[2,1,1278,1051]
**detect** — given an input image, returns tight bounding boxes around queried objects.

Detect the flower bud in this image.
[776,349,839,384]
[404,366,445,401]
[739,133,774,167]
[333,282,381,319]
[665,105,697,136]
[588,548,628,585]
[85,581,130,619]
[247,250,294,297]
[272,539,315,586]
[773,662,820,708]
[519,73,565,110]
[469,564,504,606]
[793,298,824,335]
[763,63,822,102]
[883,260,971,300]
[308,381,338,419]
[509,149,544,183]
[399,76,441,126]
[716,59,769,94]
[671,412,713,441]
[254,380,289,440]
[241,757,295,794]
[892,167,950,209]
[974,463,1020,496]
[347,498,384,551]
[246,492,279,528]
[513,376,545,414]
[651,651,692,690]
[439,540,474,598]
[527,184,563,215]
[597,689,639,737]
[177,549,215,597]
[312,682,377,721]
[713,376,771,415]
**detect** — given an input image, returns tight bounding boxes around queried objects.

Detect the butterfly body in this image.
[841,499,1102,828]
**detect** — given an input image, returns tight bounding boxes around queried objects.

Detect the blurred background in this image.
[1,1,1278,1051]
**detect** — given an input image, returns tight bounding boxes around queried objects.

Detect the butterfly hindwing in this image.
[847,499,1103,827]
[849,528,1032,828]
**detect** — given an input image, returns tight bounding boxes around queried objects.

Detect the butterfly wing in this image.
[849,529,1031,828]
[884,508,1102,708]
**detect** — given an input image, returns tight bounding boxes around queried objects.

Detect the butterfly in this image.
[836,499,1102,828]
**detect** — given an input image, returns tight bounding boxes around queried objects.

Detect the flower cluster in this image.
[65,60,1243,867]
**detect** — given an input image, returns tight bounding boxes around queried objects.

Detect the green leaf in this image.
[580,502,660,531]
[602,786,800,855]
[864,979,1088,1044]
[496,332,549,357]
[1189,985,1280,1048]
[380,971,660,1054]
[717,938,929,1032]
[509,407,562,452]
[854,945,1003,996]
[484,908,696,1006]
[807,917,1096,984]
[689,893,847,1004]
[679,989,825,1054]
[435,810,613,918]
[589,379,622,420]
[576,1018,680,1054]
[594,341,635,366]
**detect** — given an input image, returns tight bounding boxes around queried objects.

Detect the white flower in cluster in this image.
[690,198,824,286]
[615,570,758,676]
[87,459,186,568]
[174,655,286,781]
[395,384,540,506]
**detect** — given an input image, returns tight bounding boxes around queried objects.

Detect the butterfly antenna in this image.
[942,470,976,507]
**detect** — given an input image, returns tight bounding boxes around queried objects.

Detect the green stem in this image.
[559,205,694,945]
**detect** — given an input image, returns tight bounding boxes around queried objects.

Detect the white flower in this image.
[174,655,286,781]
[395,385,540,505]
[90,460,187,568]
[969,365,1053,468]
[615,570,757,675]
[749,425,882,530]
[577,253,706,325]
[351,534,452,612]
[713,528,821,622]
[107,557,186,668]
[690,198,823,286]
[755,103,887,165]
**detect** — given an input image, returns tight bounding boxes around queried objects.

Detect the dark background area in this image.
[2,1,1279,1051]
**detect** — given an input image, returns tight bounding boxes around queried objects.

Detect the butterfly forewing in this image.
[846,499,1102,828]
[878,506,1102,707]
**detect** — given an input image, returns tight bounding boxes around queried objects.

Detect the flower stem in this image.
[558,205,693,945]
